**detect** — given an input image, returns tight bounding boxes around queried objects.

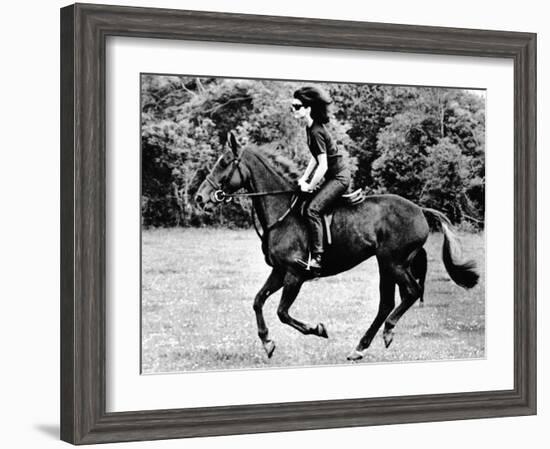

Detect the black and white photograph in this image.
[141,75,486,374]
[2,0,544,446]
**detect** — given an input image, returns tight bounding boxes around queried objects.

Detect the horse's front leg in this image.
[276,272,329,339]
[253,268,285,358]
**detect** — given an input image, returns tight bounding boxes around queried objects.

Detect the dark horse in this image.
[195,133,479,361]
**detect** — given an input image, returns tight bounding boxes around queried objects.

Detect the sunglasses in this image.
[291,103,304,111]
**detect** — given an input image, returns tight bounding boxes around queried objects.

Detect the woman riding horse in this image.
[292,86,351,276]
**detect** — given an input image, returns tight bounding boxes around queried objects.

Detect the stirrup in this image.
[295,253,322,277]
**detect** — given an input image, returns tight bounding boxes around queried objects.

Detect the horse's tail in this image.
[422,208,479,289]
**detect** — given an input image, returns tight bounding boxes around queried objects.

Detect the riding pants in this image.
[305,171,350,255]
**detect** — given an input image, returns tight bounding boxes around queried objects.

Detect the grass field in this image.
[141,228,485,374]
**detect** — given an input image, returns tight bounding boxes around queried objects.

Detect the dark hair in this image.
[293,86,332,124]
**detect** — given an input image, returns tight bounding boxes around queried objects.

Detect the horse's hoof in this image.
[263,340,276,358]
[383,330,394,348]
[346,349,365,361]
[316,323,329,339]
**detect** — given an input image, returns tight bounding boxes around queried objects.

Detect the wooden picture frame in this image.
[60,3,536,444]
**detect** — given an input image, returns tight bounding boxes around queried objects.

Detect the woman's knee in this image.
[306,202,322,219]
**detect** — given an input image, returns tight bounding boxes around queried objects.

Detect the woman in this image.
[292,86,351,276]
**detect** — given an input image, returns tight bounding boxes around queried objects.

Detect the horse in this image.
[195,133,479,361]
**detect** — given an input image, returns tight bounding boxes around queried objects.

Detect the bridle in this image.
[205,150,295,203]
[204,149,298,238]
[204,153,245,203]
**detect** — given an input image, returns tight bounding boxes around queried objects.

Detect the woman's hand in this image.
[299,181,313,193]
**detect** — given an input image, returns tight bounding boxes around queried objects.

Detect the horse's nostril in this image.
[195,194,204,205]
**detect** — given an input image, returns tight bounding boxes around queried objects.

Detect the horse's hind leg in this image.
[253,268,285,358]
[382,265,422,348]
[411,247,427,306]
[347,263,396,361]
[276,272,328,338]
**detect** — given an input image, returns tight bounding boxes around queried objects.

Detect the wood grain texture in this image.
[60,3,537,445]
[60,4,75,443]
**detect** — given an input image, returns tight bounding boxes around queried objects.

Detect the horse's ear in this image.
[227,131,239,156]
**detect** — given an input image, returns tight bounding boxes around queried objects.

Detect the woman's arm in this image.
[307,153,328,190]
[299,156,317,184]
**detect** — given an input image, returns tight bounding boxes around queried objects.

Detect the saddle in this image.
[299,188,366,245]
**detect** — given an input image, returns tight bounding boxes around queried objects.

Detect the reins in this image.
[207,150,298,242]
[212,188,296,202]
[205,152,295,203]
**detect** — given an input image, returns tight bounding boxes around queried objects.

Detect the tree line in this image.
[141,75,485,228]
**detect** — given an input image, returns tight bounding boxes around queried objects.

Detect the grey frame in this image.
[60,3,536,445]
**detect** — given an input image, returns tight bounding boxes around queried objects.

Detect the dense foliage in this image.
[141,75,485,227]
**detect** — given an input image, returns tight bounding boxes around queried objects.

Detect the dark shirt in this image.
[306,123,346,177]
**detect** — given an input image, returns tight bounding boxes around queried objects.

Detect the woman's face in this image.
[291,99,311,124]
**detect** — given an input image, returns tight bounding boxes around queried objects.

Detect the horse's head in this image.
[195,132,249,210]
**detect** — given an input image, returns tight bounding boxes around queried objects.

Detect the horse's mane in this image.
[246,144,301,185]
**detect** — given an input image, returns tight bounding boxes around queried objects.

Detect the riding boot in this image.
[309,252,322,277]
